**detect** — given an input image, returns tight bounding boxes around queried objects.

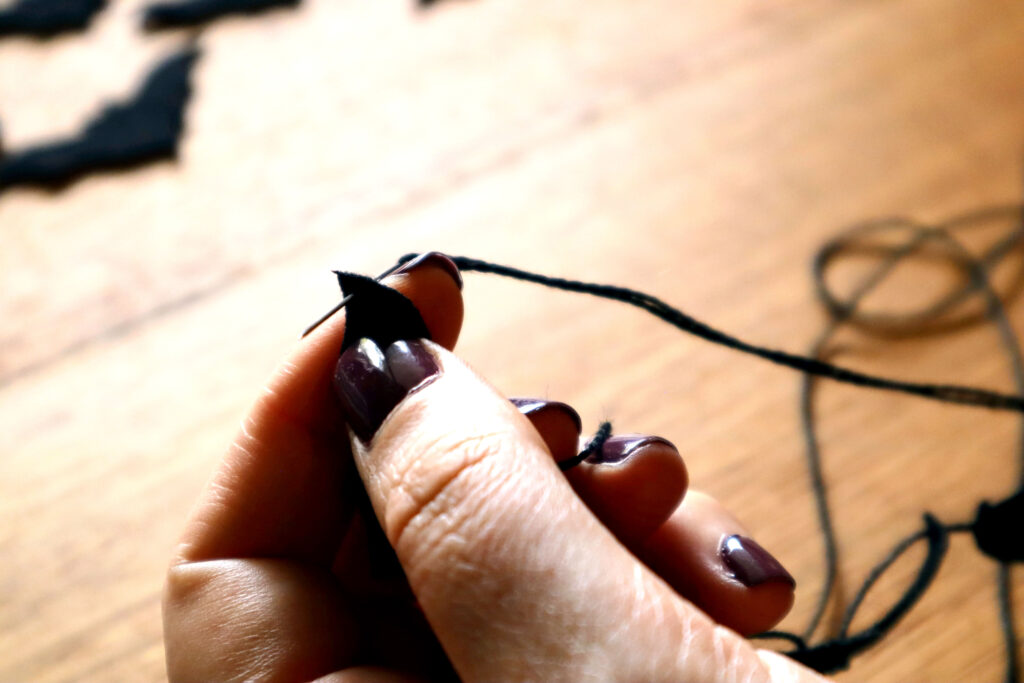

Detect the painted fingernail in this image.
[395,252,463,290]
[333,338,440,441]
[720,535,796,588]
[510,398,583,433]
[587,434,676,465]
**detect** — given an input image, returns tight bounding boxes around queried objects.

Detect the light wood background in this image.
[2,1,1023,680]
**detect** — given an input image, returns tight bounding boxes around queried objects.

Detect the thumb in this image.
[333,338,825,683]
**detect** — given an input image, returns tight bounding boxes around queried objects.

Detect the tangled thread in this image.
[397,205,1024,680]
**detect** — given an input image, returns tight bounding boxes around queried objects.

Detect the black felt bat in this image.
[142,0,300,31]
[0,44,200,194]
[0,0,106,39]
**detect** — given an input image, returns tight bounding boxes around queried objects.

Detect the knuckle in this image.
[381,427,520,564]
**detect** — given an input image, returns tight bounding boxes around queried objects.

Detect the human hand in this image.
[163,254,826,682]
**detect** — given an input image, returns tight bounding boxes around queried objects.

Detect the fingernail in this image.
[510,398,583,433]
[720,535,796,588]
[333,338,440,442]
[395,252,463,290]
[587,434,676,465]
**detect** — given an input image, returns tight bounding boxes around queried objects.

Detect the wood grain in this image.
[1,0,1022,680]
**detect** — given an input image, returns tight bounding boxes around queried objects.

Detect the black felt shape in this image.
[973,490,1024,562]
[142,0,300,31]
[334,271,431,354]
[0,44,199,194]
[0,0,106,39]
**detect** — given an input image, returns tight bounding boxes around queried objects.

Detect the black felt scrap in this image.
[0,44,199,194]
[0,0,106,39]
[334,271,431,354]
[973,490,1024,562]
[142,0,300,31]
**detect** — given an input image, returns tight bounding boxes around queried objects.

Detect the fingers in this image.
[334,342,800,682]
[175,253,464,566]
[566,434,688,541]
[511,398,792,635]
[512,399,687,542]
[510,398,582,462]
[164,559,356,683]
[165,254,463,683]
[638,491,796,636]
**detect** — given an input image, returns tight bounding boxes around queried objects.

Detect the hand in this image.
[162,254,826,682]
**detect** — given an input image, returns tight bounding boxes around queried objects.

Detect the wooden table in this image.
[2,1,1023,680]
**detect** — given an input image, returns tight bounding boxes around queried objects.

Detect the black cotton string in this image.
[557,421,612,471]
[789,207,1024,672]
[774,514,949,673]
[800,208,1023,680]
[392,210,1023,677]
[396,254,1024,413]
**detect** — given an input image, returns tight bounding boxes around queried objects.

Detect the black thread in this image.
[785,207,1024,677]
[396,253,1024,414]
[558,421,612,471]
[393,205,1024,678]
[795,207,1024,653]
[757,515,949,673]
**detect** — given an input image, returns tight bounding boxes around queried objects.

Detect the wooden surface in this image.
[2,1,1023,680]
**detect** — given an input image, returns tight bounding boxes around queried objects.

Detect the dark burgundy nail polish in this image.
[333,338,440,442]
[395,252,463,290]
[720,535,796,588]
[386,340,441,393]
[587,434,676,465]
[510,398,583,433]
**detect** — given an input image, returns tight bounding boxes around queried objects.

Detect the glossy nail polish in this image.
[720,535,796,588]
[395,252,463,290]
[333,338,440,441]
[510,398,583,433]
[587,434,677,465]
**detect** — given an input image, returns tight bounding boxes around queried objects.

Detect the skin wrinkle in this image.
[621,563,653,657]
[400,460,540,602]
[175,467,242,563]
[381,429,510,551]
[166,562,264,678]
[711,623,767,683]
[386,450,615,679]
[400,485,483,594]
[168,560,350,682]
[237,415,261,447]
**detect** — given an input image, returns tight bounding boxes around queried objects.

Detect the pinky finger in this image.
[637,491,796,636]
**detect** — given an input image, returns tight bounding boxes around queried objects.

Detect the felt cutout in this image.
[334,271,431,354]
[142,0,301,32]
[973,490,1024,562]
[0,44,199,194]
[0,0,106,39]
